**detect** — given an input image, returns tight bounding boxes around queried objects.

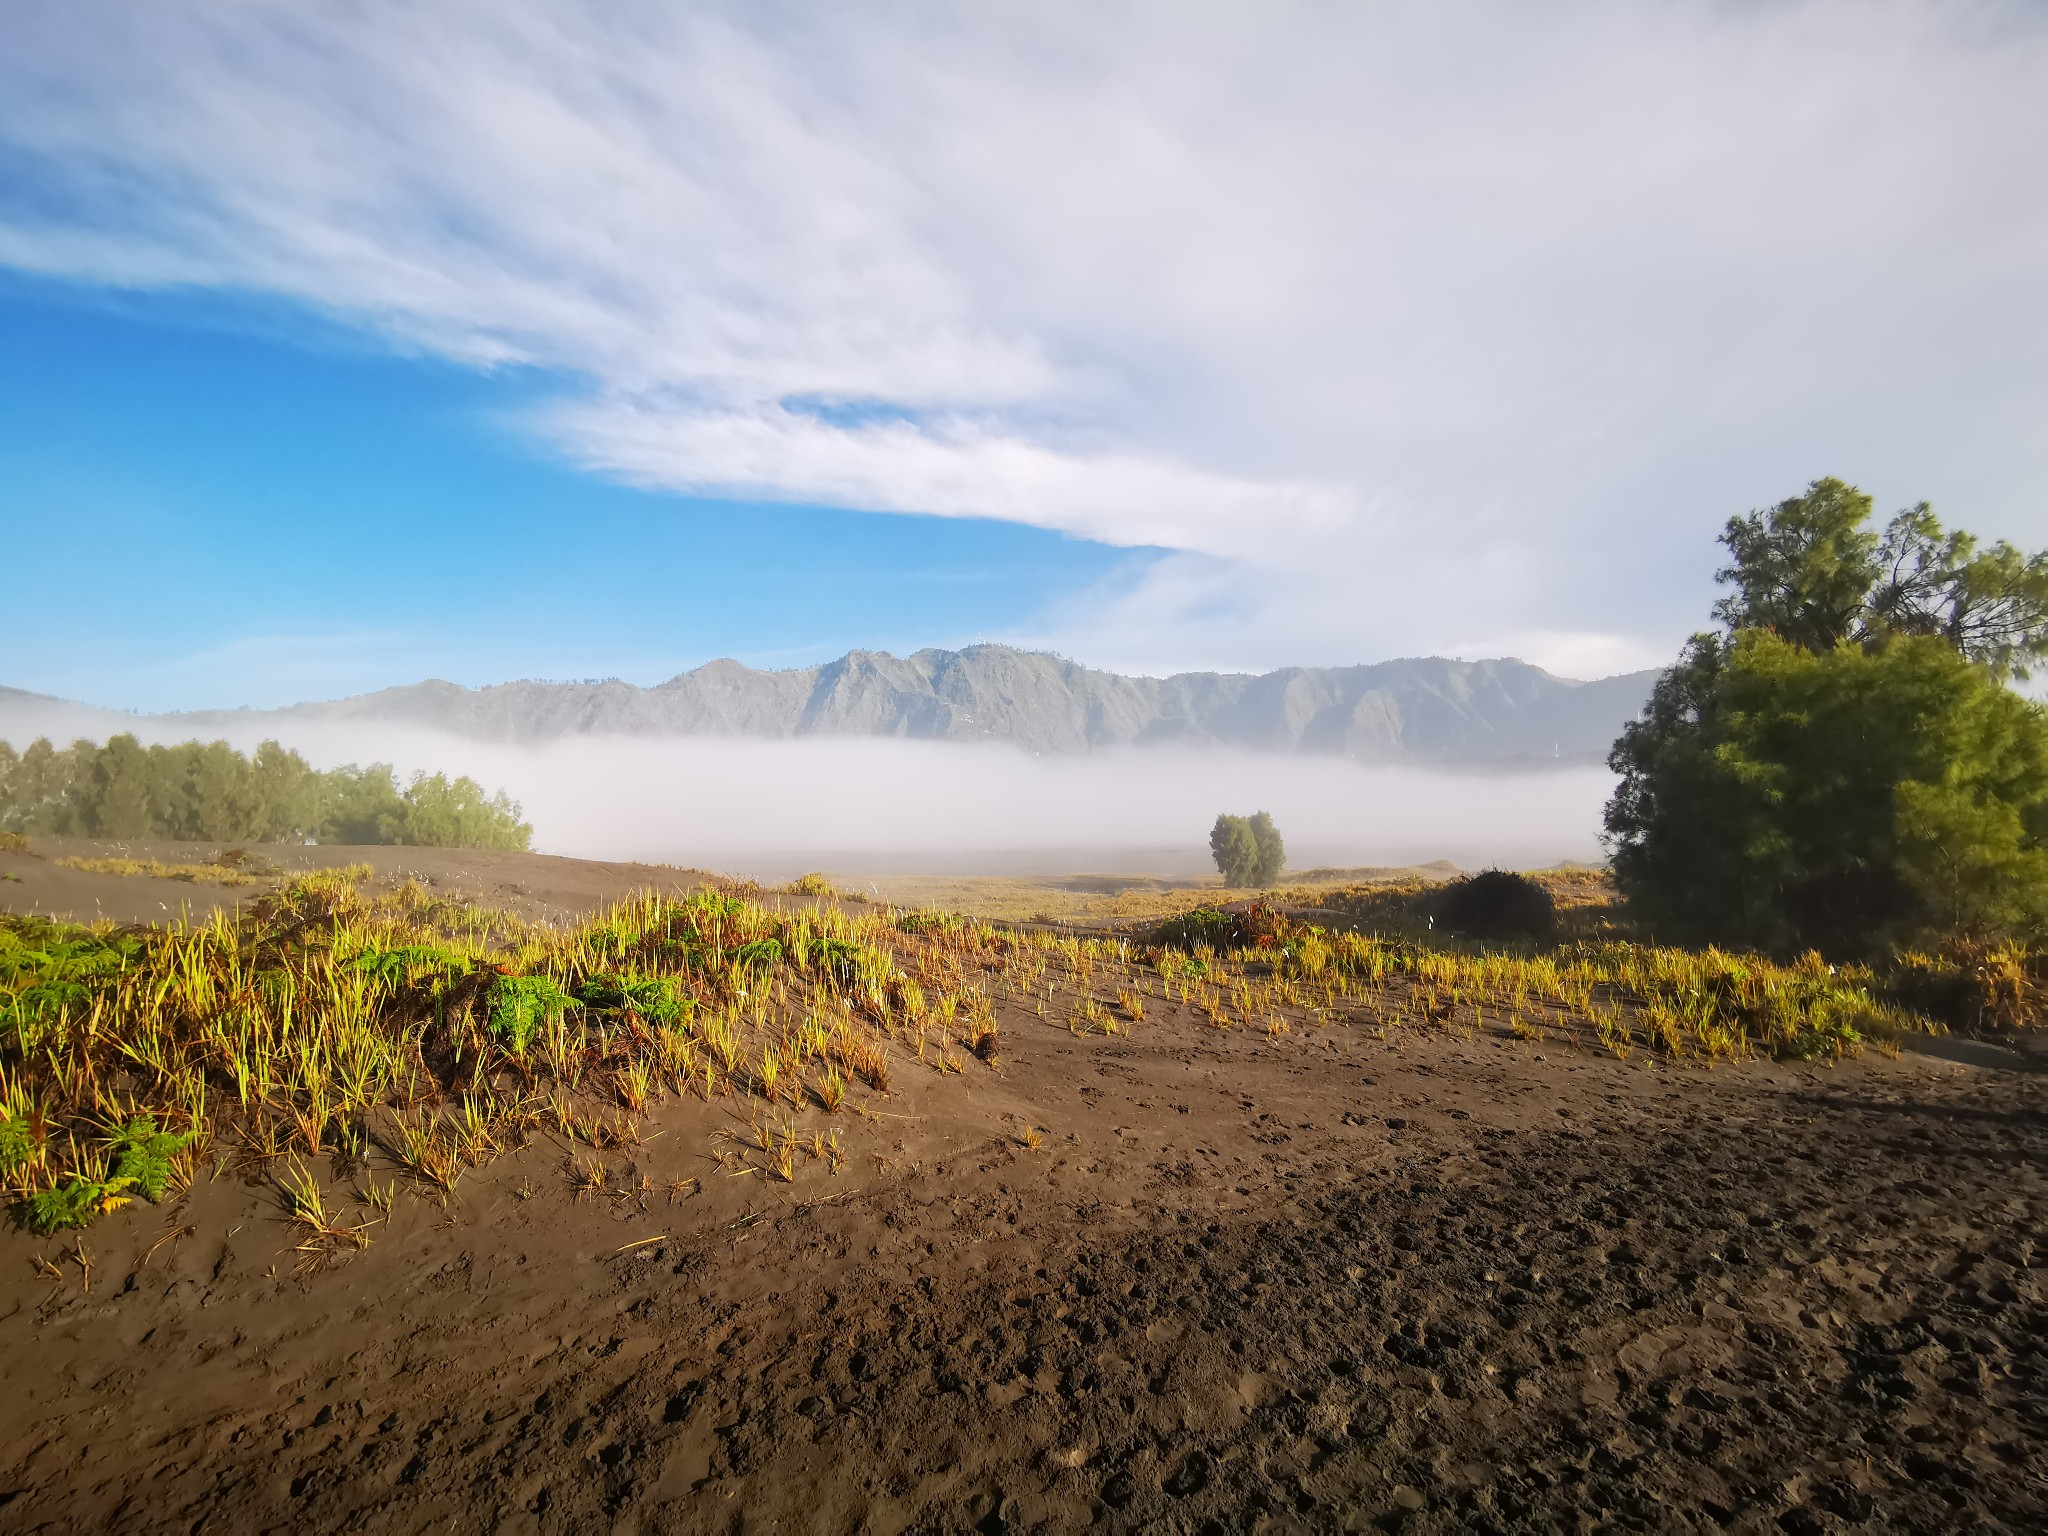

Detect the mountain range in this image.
[2,646,1659,764]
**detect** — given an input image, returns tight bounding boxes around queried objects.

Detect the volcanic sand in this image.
[0,839,715,928]
[0,848,2044,1533]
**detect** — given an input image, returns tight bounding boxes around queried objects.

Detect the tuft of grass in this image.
[817,1066,848,1114]
[56,855,264,887]
[355,1174,397,1216]
[279,1159,373,1268]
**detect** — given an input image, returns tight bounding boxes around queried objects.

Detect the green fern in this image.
[486,974,572,1054]
[20,1177,119,1233]
[729,937,784,970]
[108,1115,192,1205]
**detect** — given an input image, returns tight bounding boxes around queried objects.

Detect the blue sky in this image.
[0,275,1142,710]
[3,4,2045,712]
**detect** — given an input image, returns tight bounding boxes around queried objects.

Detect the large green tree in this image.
[397,772,533,851]
[87,734,155,838]
[1608,479,2048,955]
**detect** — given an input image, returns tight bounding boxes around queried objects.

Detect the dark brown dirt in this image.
[1,854,2045,1534]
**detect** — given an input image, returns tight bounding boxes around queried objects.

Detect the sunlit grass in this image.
[55,855,266,887]
[0,860,1947,1238]
[0,867,1013,1231]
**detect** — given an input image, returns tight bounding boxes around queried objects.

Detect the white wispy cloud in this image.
[2,1,2044,678]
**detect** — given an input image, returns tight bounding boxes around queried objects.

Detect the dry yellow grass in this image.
[55,855,265,887]
[834,862,1457,926]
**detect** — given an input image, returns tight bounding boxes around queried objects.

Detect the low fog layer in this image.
[0,703,1615,874]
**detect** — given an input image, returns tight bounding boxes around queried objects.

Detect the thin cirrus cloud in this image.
[0,3,2044,679]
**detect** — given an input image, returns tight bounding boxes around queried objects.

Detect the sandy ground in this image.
[821,866,1463,927]
[0,838,1467,930]
[0,839,717,928]
[1,849,2045,1533]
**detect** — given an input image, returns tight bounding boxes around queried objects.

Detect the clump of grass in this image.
[0,873,1018,1232]
[817,1066,848,1113]
[279,1159,373,1270]
[1886,941,2042,1032]
[0,832,28,854]
[56,855,265,887]
[1138,901,1915,1060]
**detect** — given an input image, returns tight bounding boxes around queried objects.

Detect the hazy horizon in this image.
[0,708,1615,873]
[3,640,1659,721]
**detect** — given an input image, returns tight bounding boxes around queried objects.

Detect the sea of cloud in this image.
[0,702,1613,875]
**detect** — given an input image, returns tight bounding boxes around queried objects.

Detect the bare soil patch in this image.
[0,859,2042,1533]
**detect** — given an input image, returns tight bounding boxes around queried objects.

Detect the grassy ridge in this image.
[0,869,1933,1250]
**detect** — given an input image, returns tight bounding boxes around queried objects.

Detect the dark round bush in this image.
[1437,869,1555,940]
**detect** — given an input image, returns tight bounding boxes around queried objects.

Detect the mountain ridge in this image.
[2,646,1659,764]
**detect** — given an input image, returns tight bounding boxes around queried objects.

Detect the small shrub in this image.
[1149,900,1296,951]
[787,873,836,898]
[1150,906,1234,950]
[0,831,28,854]
[10,1116,191,1233]
[1437,870,1556,940]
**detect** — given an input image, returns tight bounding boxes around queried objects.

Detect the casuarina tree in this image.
[1607,478,2048,956]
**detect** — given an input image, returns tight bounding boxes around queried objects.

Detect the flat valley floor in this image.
[0,847,2044,1533]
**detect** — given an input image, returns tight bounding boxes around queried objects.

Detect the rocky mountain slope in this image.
[4,647,1657,763]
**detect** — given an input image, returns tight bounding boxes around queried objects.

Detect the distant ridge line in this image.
[2,645,1659,765]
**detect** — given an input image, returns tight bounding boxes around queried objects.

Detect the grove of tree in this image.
[0,735,532,851]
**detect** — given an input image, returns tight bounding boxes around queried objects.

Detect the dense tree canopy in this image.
[1210,811,1285,887]
[0,735,531,851]
[1608,479,2048,956]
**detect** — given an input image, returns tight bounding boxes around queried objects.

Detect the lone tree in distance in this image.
[1211,811,1285,887]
